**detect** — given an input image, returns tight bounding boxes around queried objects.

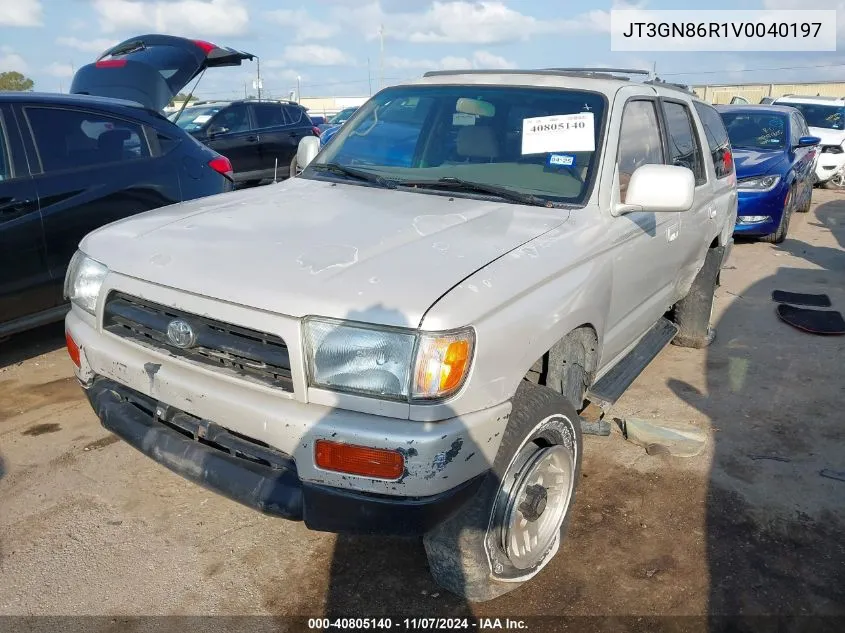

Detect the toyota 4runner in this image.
[64,68,737,601]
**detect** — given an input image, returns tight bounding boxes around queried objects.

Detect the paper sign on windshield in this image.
[521,113,595,155]
[193,115,213,124]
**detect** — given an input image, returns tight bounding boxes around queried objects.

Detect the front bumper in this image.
[84,377,485,535]
[733,186,787,236]
[815,152,845,183]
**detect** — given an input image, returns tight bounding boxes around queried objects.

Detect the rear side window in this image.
[26,107,149,173]
[617,100,665,203]
[283,105,304,125]
[693,101,734,179]
[255,104,286,129]
[663,101,707,186]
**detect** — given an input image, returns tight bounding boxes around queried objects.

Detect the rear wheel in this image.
[423,381,582,602]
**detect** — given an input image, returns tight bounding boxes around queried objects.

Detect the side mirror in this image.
[797,135,821,148]
[615,164,695,215]
[296,136,321,172]
[207,125,229,137]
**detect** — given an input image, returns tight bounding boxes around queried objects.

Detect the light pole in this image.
[378,24,384,90]
[296,75,301,102]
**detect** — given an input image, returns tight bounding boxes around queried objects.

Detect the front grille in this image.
[103,292,293,391]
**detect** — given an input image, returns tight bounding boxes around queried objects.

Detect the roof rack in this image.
[422,68,650,81]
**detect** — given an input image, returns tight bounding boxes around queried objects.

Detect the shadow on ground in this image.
[0,321,66,370]
[672,198,845,627]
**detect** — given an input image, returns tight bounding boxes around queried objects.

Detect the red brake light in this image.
[193,40,216,55]
[723,149,733,171]
[208,155,233,179]
[312,126,321,137]
[95,59,127,68]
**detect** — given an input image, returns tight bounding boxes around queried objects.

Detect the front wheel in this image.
[423,381,582,602]
[823,172,845,190]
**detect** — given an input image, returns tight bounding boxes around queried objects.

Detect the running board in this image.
[585,318,679,414]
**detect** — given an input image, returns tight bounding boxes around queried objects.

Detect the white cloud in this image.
[277,45,352,66]
[266,9,340,41]
[0,46,29,73]
[334,1,639,45]
[91,0,250,37]
[45,62,74,78]
[56,37,119,54]
[385,50,515,71]
[0,0,42,27]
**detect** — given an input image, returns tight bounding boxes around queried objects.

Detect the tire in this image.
[423,381,582,602]
[797,186,812,213]
[761,188,793,244]
[823,172,845,190]
[672,245,723,349]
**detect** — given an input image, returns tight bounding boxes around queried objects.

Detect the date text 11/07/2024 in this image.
[307,618,529,630]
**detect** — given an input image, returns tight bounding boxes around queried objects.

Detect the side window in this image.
[255,104,286,129]
[693,101,734,179]
[210,104,250,134]
[663,101,707,186]
[0,115,10,181]
[283,105,303,125]
[617,100,665,203]
[26,107,149,173]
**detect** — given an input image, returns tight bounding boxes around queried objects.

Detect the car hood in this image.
[808,127,845,147]
[732,148,787,178]
[80,178,567,328]
[70,34,254,112]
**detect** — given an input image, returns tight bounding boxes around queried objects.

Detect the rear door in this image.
[71,35,254,112]
[693,100,737,246]
[0,103,47,327]
[252,103,306,176]
[204,103,261,179]
[21,103,179,306]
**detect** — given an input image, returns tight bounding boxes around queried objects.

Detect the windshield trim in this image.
[300,84,609,209]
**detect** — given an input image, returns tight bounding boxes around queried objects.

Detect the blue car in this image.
[716,105,820,243]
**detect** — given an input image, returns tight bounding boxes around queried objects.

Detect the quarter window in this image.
[283,105,304,125]
[663,101,707,186]
[617,100,665,203]
[693,101,734,179]
[26,107,149,173]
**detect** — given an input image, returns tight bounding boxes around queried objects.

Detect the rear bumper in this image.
[84,377,484,535]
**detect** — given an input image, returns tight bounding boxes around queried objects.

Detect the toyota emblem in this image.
[166,319,196,349]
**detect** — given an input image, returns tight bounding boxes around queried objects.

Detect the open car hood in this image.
[70,34,254,112]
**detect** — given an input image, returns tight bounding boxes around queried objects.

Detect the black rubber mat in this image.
[772,290,832,307]
[776,304,845,335]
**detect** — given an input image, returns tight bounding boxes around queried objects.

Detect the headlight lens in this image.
[63,251,108,315]
[737,175,780,191]
[303,318,475,401]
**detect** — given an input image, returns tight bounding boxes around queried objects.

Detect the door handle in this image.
[246,135,258,143]
[0,198,33,214]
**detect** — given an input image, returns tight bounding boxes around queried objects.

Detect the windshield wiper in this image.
[399,177,561,208]
[311,163,397,189]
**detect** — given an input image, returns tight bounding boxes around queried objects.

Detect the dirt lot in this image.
[1,191,844,622]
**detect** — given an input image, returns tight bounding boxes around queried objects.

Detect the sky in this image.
[1,0,845,100]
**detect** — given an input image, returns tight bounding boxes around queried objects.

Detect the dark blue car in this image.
[716,105,820,243]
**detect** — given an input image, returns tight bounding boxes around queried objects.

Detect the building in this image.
[298,96,369,118]
[693,80,845,105]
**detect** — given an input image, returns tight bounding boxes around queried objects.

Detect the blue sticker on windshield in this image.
[547,153,575,170]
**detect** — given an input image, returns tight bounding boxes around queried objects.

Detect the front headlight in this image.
[303,318,475,402]
[63,251,108,315]
[737,175,780,191]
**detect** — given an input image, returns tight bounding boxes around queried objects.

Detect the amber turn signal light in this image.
[314,440,405,480]
[66,330,81,368]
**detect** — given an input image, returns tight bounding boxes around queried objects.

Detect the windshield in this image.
[172,106,223,131]
[784,103,845,130]
[306,85,606,206]
[721,112,788,151]
[330,107,357,124]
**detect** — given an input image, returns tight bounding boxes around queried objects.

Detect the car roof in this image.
[774,95,845,105]
[715,104,799,116]
[402,69,701,101]
[0,91,147,109]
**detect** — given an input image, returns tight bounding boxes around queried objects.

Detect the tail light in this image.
[208,155,234,180]
[95,59,127,68]
[723,148,733,172]
[193,40,216,55]
[312,126,321,137]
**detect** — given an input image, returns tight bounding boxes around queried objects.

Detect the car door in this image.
[658,97,713,297]
[0,103,48,329]
[22,103,177,307]
[604,96,684,362]
[251,102,296,178]
[204,103,261,179]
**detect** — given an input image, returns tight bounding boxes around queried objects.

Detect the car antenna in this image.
[172,68,207,123]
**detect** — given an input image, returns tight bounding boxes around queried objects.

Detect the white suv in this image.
[774,95,845,188]
[65,69,736,601]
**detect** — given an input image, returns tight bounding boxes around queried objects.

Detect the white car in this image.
[773,95,845,189]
